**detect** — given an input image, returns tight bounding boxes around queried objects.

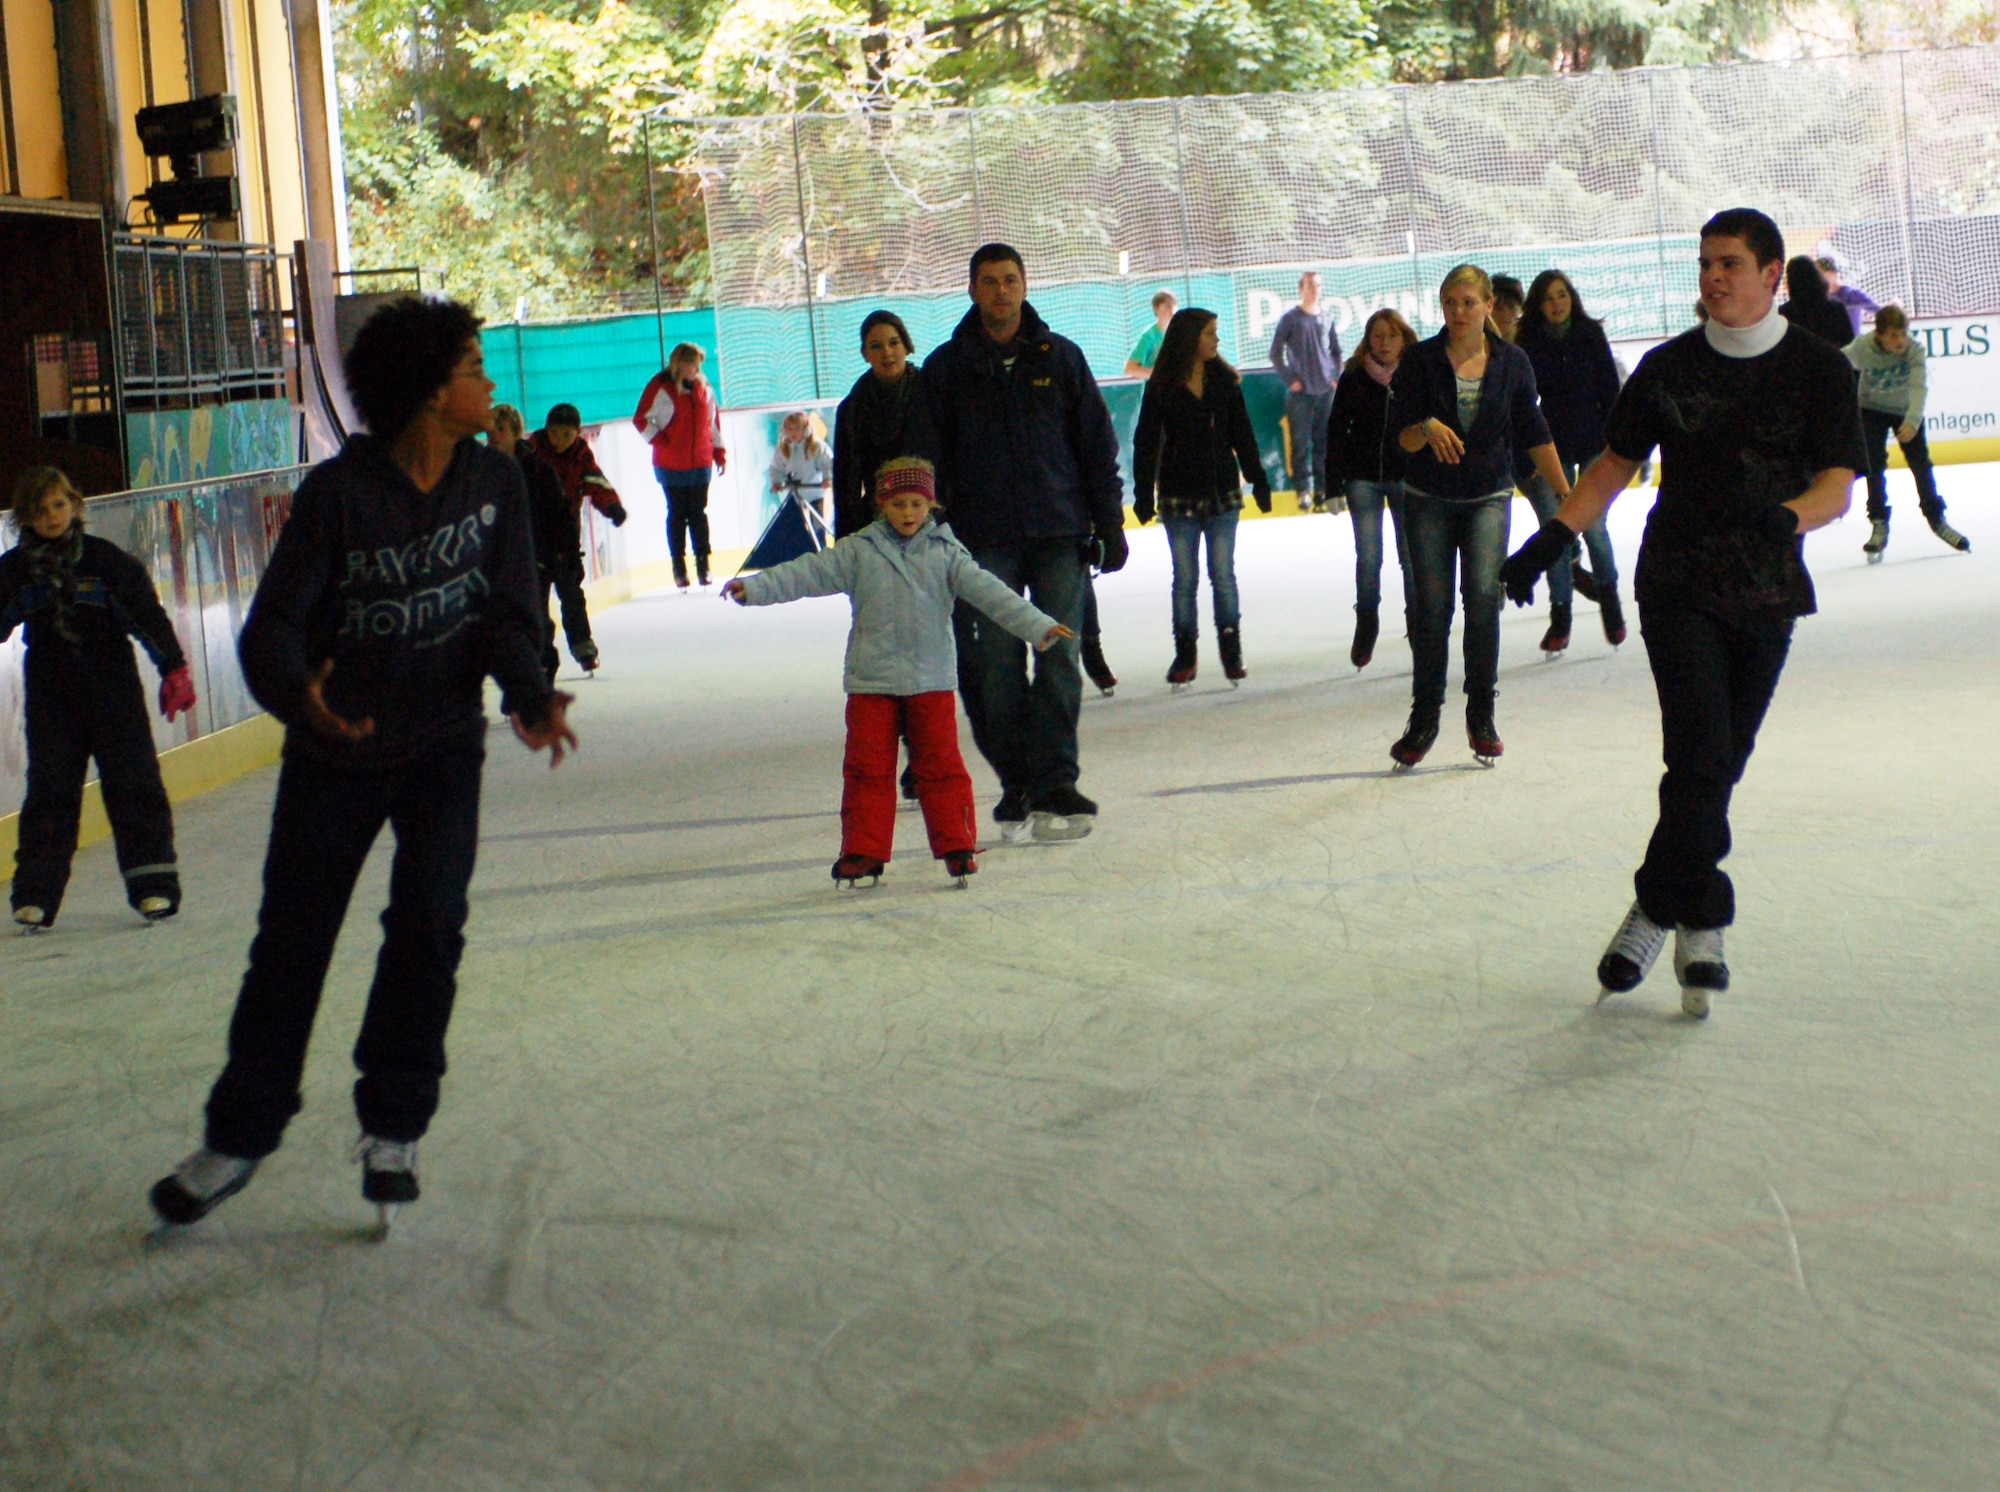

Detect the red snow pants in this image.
[842,691,976,862]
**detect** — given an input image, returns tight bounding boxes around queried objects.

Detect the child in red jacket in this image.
[633,345,726,588]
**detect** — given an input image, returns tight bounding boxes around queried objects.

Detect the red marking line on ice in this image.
[927,1190,1960,1492]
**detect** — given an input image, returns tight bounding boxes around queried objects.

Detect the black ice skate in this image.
[1863,517,1888,564]
[1081,637,1118,697]
[1927,514,1970,553]
[1597,901,1669,999]
[993,790,1032,846]
[1166,630,1198,691]
[944,850,978,888]
[576,644,600,676]
[137,896,178,922]
[1389,709,1440,771]
[1571,564,1602,603]
[1218,626,1247,685]
[357,1135,420,1228]
[1466,705,1503,766]
[150,1147,259,1227]
[1673,926,1728,1019]
[1539,601,1571,658]
[13,905,49,935]
[1350,607,1380,670]
[1599,590,1627,648]
[832,853,886,888]
[1030,786,1097,843]
[900,766,920,811]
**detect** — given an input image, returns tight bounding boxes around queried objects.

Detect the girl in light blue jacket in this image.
[724,457,1071,887]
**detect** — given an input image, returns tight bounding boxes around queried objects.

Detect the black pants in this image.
[540,562,596,680]
[11,672,177,923]
[1860,408,1943,523]
[1634,605,1792,931]
[203,747,483,1159]
[660,476,711,580]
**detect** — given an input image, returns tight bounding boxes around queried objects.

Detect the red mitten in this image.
[159,665,197,722]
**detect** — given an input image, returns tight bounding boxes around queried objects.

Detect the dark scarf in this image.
[855,367,915,459]
[20,522,86,643]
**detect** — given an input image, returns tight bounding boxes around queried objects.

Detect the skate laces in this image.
[355,1136,418,1174]
[1606,902,1669,971]
[1675,926,1725,968]
[177,1147,255,1195]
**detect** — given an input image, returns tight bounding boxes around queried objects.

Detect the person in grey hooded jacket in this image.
[725,457,1071,887]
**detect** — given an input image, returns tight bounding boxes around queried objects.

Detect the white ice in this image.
[5,470,2000,1490]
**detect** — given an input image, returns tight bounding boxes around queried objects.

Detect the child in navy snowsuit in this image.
[723,457,1072,886]
[2,466,196,930]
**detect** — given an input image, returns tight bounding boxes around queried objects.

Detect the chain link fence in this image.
[672,45,2000,408]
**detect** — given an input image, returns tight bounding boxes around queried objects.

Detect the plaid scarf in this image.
[19,522,86,643]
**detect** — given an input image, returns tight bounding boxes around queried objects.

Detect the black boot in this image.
[1390,706,1440,768]
[1350,607,1380,670]
[1081,635,1118,695]
[1599,588,1627,647]
[1540,600,1571,656]
[1166,629,1198,689]
[1467,700,1503,763]
[1218,625,1246,683]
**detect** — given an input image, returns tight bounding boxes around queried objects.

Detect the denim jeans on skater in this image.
[1859,408,1944,522]
[1285,389,1335,497]
[1403,488,1511,714]
[1525,461,1617,606]
[1345,479,1411,617]
[203,747,484,1159]
[1164,511,1240,637]
[953,538,1087,804]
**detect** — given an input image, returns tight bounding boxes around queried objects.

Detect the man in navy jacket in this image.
[924,244,1126,843]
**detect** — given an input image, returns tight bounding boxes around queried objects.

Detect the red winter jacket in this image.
[528,428,626,520]
[633,372,725,472]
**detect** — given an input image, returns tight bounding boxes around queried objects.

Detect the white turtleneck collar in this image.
[1703,302,1787,359]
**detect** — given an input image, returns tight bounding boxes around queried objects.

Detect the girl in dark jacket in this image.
[2,466,196,930]
[1390,264,1571,767]
[1325,308,1417,669]
[1779,257,1856,349]
[1517,270,1626,652]
[1131,308,1272,687]
[832,311,933,541]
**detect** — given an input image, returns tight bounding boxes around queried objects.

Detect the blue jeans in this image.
[1285,389,1335,497]
[1403,489,1512,713]
[1164,512,1240,636]
[1345,479,1410,616]
[1525,456,1617,605]
[954,539,1087,802]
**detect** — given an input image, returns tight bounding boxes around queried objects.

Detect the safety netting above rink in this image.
[672,45,2000,409]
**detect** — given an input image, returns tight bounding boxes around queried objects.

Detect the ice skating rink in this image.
[6,471,2000,1491]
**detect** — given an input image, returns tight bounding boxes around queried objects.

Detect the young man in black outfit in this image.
[1500,209,1864,1018]
[152,298,577,1227]
[923,244,1127,844]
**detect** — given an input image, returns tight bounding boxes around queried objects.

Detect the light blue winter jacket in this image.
[740,518,1061,696]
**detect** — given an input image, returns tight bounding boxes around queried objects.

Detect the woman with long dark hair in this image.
[1517,269,1626,652]
[1130,308,1271,688]
[1389,264,1571,767]
[832,311,932,540]
[1324,307,1417,669]
[1778,256,1854,348]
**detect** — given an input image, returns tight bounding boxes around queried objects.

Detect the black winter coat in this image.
[1391,331,1553,502]
[1323,363,1405,490]
[831,366,933,539]
[1130,368,1270,519]
[1516,317,1622,466]
[517,445,579,578]
[921,302,1124,548]
[0,531,186,697]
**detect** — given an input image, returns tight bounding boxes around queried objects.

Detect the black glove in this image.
[1133,494,1156,526]
[1498,519,1577,607]
[1756,502,1800,543]
[1253,486,1272,515]
[605,500,629,528]
[1095,523,1130,574]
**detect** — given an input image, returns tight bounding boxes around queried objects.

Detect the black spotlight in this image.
[136,94,239,224]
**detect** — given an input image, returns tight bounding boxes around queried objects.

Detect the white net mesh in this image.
[680,45,2000,407]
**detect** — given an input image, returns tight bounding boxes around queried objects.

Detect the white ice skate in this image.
[14,906,47,935]
[1596,901,1668,1001]
[1863,518,1888,564]
[150,1147,259,1228]
[356,1135,420,1230]
[1673,926,1728,1019]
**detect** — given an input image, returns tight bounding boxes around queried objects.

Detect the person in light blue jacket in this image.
[724,457,1072,888]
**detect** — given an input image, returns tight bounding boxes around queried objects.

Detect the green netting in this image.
[481,307,719,429]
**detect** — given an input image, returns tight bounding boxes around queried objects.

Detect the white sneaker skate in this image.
[150,1147,259,1226]
[1596,901,1668,999]
[355,1135,420,1228]
[14,906,47,935]
[1674,926,1728,1019]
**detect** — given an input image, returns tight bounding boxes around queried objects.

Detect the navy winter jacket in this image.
[1391,331,1552,502]
[921,303,1125,549]
[238,434,553,770]
[1516,317,1622,467]
[0,532,186,693]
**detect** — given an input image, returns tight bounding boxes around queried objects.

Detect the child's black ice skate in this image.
[899,767,920,811]
[1863,517,1888,564]
[944,850,978,888]
[1673,926,1728,1019]
[832,853,885,888]
[1928,515,1970,553]
[1539,602,1571,658]
[1466,707,1503,766]
[1166,630,1197,692]
[1218,626,1247,686]
[150,1147,258,1228]
[1350,607,1380,670]
[1597,901,1668,1001]
[356,1135,420,1229]
[576,644,601,676]
[1389,710,1439,771]
[1081,637,1118,697]
[13,905,49,935]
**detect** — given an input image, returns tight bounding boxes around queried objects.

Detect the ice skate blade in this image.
[1473,754,1498,768]
[1389,760,1416,774]
[995,820,1032,847]
[16,924,46,937]
[1865,550,1883,564]
[1680,987,1711,1019]
[952,875,970,889]
[1169,681,1192,693]
[1030,812,1094,843]
[1095,686,1115,698]
[836,875,882,890]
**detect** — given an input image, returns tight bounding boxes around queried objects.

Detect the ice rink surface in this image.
[6,471,2000,1490]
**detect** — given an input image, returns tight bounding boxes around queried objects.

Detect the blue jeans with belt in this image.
[1345,479,1410,616]
[1163,511,1240,636]
[1403,488,1511,714]
[1285,390,1336,498]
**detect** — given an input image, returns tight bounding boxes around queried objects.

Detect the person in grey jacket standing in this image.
[1269,270,1345,513]
[725,458,1071,889]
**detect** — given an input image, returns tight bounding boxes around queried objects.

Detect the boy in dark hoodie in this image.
[151,297,578,1230]
[528,402,627,673]
[3,466,197,930]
